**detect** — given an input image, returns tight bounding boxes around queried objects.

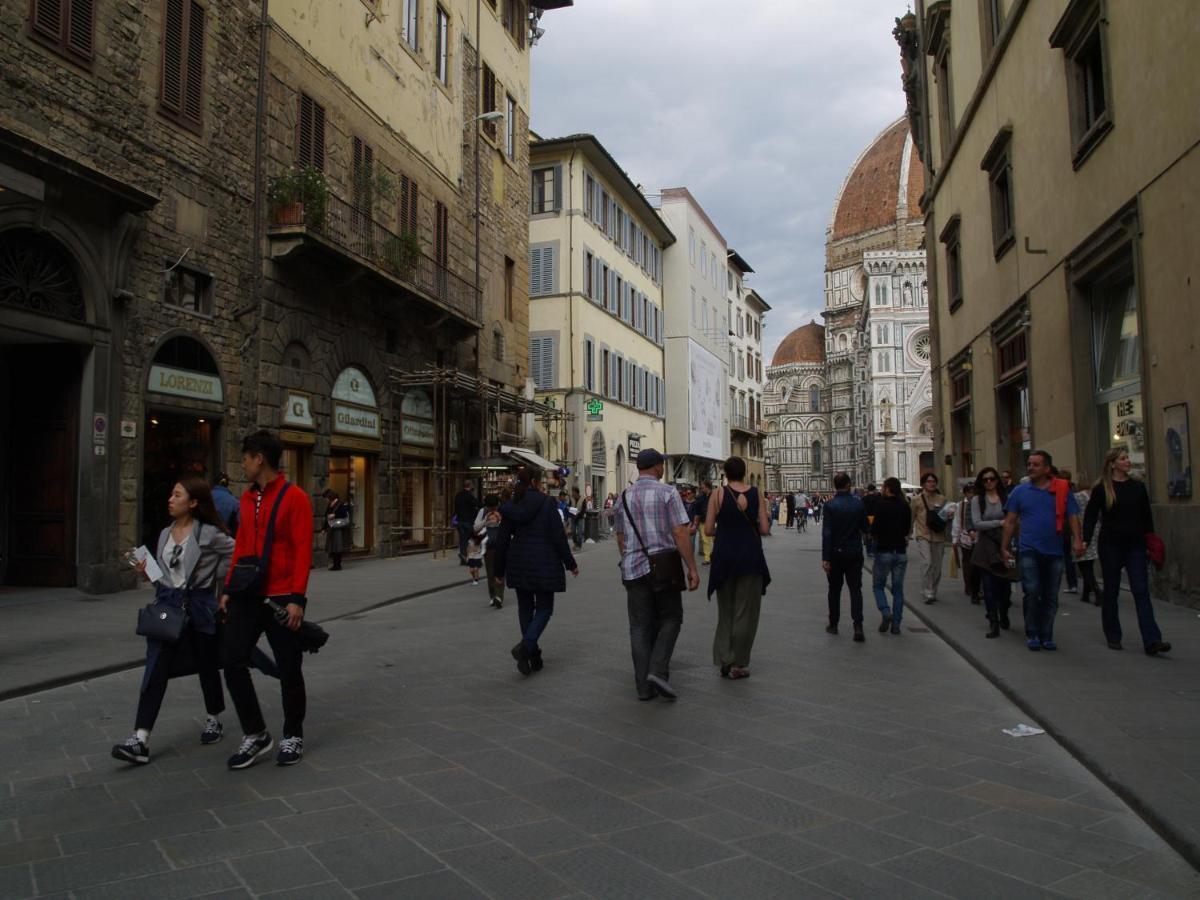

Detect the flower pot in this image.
[270,202,304,226]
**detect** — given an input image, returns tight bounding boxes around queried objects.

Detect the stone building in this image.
[764,322,828,493]
[765,117,931,494]
[0,0,261,590]
[0,0,570,590]
[897,0,1199,604]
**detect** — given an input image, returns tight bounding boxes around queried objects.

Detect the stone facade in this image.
[0,0,260,591]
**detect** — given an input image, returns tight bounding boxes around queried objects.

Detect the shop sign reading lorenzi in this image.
[333,403,380,438]
[148,364,223,403]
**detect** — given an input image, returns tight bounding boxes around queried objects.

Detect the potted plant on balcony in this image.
[267,166,328,230]
[383,231,422,281]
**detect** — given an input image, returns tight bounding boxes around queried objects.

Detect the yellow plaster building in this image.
[527,135,675,502]
[899,0,1200,604]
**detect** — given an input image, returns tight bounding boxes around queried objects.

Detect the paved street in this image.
[2,532,1199,899]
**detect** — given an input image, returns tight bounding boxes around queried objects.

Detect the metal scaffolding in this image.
[387,366,572,557]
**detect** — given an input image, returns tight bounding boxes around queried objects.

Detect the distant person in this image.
[453,479,480,565]
[691,481,714,565]
[822,472,869,641]
[910,473,948,604]
[321,488,351,571]
[1083,449,1171,655]
[112,477,235,765]
[570,487,586,549]
[212,473,240,536]
[493,468,579,675]
[613,449,699,700]
[1071,476,1101,606]
[705,456,771,679]
[475,495,505,608]
[869,477,911,635]
[1000,470,1015,491]
[220,430,314,769]
[951,483,981,604]
[861,484,881,556]
[1001,450,1082,651]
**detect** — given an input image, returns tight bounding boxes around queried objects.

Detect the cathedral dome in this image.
[829,117,924,242]
[771,321,825,367]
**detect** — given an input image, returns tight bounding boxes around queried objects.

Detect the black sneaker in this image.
[111,736,149,765]
[276,735,304,766]
[853,624,865,643]
[530,650,544,672]
[879,615,892,634]
[511,642,532,676]
[825,623,838,635]
[200,719,223,745]
[227,732,273,770]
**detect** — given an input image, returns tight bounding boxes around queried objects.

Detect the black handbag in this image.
[227,484,291,601]
[136,524,204,643]
[621,491,687,593]
[922,495,947,533]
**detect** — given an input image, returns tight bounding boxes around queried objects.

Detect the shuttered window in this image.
[297,94,326,170]
[160,0,206,131]
[583,337,595,391]
[530,334,557,390]
[434,201,449,268]
[30,0,94,64]
[399,175,419,236]
[481,64,497,139]
[529,243,557,296]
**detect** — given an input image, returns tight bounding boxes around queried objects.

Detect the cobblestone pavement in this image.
[2,531,1198,899]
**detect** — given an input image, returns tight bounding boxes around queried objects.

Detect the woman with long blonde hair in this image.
[1082,449,1170,655]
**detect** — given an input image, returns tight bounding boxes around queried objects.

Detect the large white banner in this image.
[688,340,725,460]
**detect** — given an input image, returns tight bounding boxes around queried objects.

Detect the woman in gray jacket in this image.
[113,476,235,765]
[966,467,1014,639]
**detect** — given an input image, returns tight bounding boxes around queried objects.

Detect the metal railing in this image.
[273,191,479,323]
[731,414,768,433]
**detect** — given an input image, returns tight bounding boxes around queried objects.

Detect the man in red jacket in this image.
[220,430,313,769]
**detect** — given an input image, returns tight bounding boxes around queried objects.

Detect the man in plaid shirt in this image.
[613,448,700,701]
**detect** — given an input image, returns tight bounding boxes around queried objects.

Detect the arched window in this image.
[809,386,820,411]
[811,440,823,473]
[837,333,848,351]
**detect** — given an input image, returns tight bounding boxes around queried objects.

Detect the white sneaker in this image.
[1063,587,1078,594]
[472,579,479,586]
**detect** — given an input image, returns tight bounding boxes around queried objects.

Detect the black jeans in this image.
[624,575,683,696]
[826,551,864,626]
[980,570,1013,624]
[1099,542,1163,649]
[136,628,224,731]
[1077,559,1100,603]
[222,600,306,737]
[516,590,555,652]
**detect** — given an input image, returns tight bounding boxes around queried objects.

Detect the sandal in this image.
[728,667,750,680]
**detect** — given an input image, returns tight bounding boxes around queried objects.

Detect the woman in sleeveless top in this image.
[704,456,772,679]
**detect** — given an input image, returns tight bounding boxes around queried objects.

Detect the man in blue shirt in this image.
[822,472,870,642]
[212,473,240,536]
[1002,450,1084,651]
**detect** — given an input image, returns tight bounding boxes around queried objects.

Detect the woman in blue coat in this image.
[493,468,578,675]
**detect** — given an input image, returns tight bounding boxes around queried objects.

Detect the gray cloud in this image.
[531,0,908,362]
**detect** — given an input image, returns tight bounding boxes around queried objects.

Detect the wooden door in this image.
[6,346,79,586]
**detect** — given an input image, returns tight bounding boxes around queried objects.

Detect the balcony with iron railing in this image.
[731,414,768,435]
[267,191,479,327]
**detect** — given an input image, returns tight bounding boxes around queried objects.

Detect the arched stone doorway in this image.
[0,230,90,586]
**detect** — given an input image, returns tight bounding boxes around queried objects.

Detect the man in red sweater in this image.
[220,430,313,769]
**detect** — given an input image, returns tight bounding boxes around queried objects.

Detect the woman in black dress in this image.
[493,468,578,675]
[705,456,771,679]
[322,489,351,571]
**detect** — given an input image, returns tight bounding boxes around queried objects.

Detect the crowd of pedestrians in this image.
[113,426,1174,772]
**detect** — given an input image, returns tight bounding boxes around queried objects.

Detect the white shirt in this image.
[162,533,190,589]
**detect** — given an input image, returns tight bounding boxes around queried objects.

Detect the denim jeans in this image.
[1018,550,1064,643]
[827,551,864,626]
[624,576,683,696]
[1099,542,1162,649]
[516,590,555,652]
[872,551,907,625]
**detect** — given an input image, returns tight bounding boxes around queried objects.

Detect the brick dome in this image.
[771,321,825,367]
[830,117,924,242]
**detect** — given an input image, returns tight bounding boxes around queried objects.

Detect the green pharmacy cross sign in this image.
[586,398,604,416]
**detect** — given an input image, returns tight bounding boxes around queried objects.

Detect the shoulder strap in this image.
[184,522,203,591]
[261,483,291,574]
[620,489,651,558]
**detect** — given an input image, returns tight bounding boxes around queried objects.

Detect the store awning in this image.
[502,445,559,472]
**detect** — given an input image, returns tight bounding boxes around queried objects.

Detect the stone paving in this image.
[1,531,1198,898]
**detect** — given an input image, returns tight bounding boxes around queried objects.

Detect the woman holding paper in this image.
[112,477,235,765]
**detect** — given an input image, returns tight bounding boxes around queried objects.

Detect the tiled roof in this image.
[771,321,825,366]
[831,118,923,242]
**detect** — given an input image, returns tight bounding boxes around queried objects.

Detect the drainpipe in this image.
[473,0,483,385]
[248,0,269,433]
[566,143,577,473]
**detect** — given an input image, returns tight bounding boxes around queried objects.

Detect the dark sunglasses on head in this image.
[169,544,184,569]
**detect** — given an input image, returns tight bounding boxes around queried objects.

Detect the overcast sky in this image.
[530,0,909,364]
